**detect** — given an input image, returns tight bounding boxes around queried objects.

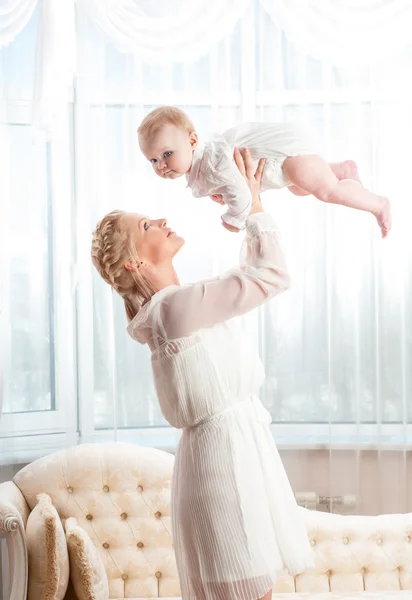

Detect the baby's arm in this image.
[207,148,253,230]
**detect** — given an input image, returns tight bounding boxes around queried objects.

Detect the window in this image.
[1,1,411,462]
[0,8,76,448]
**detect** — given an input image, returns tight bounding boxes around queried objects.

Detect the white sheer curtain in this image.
[0,0,37,47]
[81,0,250,63]
[31,0,76,136]
[253,5,412,515]
[261,0,412,67]
[1,0,411,515]
[0,0,75,137]
[81,0,412,68]
[74,1,412,514]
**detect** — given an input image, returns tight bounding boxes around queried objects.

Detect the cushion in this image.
[26,493,69,600]
[65,517,109,600]
[63,580,79,600]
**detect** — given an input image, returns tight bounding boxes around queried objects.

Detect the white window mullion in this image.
[0,125,11,421]
[48,117,78,442]
[73,0,96,444]
[240,3,256,121]
[74,70,97,443]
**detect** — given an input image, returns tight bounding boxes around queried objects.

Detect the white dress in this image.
[127,213,314,600]
[185,121,314,230]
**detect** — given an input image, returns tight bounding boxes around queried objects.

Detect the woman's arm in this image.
[159,149,290,340]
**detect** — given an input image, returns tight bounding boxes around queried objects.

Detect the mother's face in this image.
[123,213,185,266]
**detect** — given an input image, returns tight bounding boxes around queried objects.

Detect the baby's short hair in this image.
[138,106,195,140]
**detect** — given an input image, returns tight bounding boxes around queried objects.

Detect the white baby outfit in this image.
[127,213,314,600]
[186,121,313,229]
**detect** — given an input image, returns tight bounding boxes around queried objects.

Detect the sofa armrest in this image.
[0,481,30,600]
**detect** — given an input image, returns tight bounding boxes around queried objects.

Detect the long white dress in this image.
[127,213,314,600]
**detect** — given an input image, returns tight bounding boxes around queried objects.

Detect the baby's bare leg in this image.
[288,184,310,196]
[283,155,391,238]
[328,160,362,183]
[288,160,360,197]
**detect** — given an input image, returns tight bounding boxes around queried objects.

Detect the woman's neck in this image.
[153,262,180,291]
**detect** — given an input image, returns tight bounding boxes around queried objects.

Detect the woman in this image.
[91,148,313,600]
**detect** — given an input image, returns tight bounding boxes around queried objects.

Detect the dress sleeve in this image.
[160,213,290,340]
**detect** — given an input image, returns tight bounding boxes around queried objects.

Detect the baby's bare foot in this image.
[344,160,362,183]
[375,196,392,238]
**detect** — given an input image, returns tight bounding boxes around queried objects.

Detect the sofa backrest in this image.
[291,508,412,594]
[14,443,178,599]
[13,442,412,596]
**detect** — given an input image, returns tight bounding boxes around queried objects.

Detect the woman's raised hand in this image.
[221,148,265,232]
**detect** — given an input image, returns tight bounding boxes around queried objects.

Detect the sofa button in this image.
[155,571,162,579]
[67,486,73,494]
[103,485,109,493]
[137,485,143,492]
[103,542,110,549]
[408,535,412,542]
[86,514,93,521]
[122,574,128,581]
[120,512,128,520]
[343,537,349,544]
[155,511,162,519]
[137,542,144,548]
[326,570,331,577]
[310,540,316,546]
[376,538,382,545]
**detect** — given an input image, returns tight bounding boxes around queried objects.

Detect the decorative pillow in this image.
[63,580,79,600]
[26,493,69,600]
[65,517,109,600]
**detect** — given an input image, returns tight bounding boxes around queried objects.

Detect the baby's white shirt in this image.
[185,121,312,229]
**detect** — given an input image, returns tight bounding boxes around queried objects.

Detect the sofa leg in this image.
[4,516,28,600]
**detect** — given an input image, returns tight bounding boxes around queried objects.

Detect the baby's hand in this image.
[210,194,225,206]
[221,220,240,233]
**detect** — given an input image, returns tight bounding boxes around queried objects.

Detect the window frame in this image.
[1,4,411,467]
[0,99,77,444]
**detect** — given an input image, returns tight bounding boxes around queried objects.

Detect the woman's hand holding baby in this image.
[218,148,265,232]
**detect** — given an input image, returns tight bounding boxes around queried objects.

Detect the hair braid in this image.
[91,210,155,321]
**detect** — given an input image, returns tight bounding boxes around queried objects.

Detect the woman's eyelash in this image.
[144,222,150,231]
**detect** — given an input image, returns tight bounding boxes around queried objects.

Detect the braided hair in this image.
[91,210,155,321]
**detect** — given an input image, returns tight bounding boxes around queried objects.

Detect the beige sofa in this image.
[0,442,411,600]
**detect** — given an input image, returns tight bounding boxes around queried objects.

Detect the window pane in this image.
[1,126,53,413]
[0,6,37,97]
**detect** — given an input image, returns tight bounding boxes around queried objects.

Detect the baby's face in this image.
[139,124,197,180]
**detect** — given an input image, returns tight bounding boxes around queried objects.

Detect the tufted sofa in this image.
[0,442,411,600]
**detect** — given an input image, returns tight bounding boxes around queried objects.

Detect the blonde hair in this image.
[138,106,195,140]
[91,210,156,322]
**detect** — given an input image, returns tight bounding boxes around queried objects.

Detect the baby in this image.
[138,106,391,237]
